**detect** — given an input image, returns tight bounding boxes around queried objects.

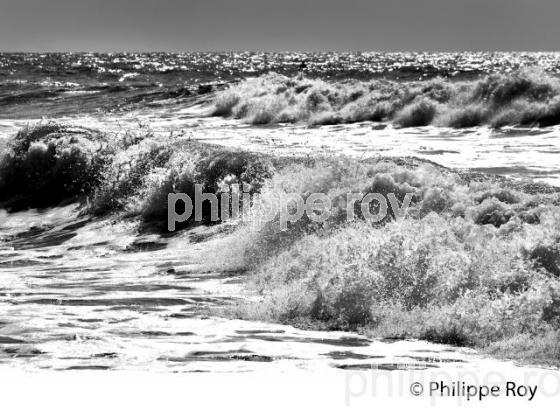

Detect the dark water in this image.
[2,51,560,119]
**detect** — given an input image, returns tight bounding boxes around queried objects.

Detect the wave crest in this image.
[210,69,560,128]
[0,123,112,210]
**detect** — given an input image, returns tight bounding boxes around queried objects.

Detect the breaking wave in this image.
[0,124,112,210]
[0,123,275,230]
[2,122,560,364]
[210,69,560,128]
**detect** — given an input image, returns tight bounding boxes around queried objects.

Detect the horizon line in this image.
[1,49,560,54]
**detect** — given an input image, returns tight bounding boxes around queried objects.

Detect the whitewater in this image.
[0,52,559,381]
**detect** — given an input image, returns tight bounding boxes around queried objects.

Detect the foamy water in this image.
[0,203,554,377]
[1,99,560,374]
[4,100,556,185]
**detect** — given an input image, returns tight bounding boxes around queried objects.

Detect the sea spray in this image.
[210,69,560,128]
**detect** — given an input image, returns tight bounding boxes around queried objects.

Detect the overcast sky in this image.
[0,0,558,52]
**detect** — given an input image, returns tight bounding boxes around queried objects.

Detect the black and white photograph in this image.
[1,1,560,408]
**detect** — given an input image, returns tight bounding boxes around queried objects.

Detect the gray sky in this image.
[0,0,558,51]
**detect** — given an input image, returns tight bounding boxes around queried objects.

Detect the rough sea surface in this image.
[0,52,559,374]
[2,51,560,118]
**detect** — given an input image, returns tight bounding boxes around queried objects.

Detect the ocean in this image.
[2,52,560,185]
[2,51,560,118]
[0,52,560,374]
